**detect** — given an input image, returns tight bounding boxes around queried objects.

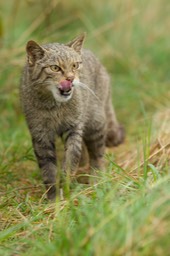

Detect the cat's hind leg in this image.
[84,123,106,171]
[105,96,125,147]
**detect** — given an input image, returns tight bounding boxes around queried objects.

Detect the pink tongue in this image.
[59,80,72,91]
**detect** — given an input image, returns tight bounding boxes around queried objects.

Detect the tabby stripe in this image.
[32,139,56,151]
[72,146,82,158]
[32,67,46,81]
[65,132,82,144]
[85,124,105,135]
[38,156,56,169]
[85,133,105,142]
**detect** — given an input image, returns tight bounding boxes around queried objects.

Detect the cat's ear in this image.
[26,40,45,66]
[66,33,86,54]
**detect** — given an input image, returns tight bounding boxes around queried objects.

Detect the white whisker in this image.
[73,80,100,101]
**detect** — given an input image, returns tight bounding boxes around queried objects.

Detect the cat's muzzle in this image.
[59,80,73,96]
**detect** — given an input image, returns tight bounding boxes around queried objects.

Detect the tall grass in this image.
[0,0,169,255]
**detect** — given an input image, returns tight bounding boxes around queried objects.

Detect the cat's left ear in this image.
[26,40,45,66]
[66,33,86,54]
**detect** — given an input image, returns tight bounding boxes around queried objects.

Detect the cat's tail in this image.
[105,124,125,147]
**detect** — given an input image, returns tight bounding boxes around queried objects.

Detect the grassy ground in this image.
[0,0,170,255]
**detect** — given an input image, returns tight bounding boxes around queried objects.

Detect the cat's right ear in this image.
[66,33,86,54]
[26,40,45,66]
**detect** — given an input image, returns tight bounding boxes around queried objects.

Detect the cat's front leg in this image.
[63,127,83,178]
[32,135,57,200]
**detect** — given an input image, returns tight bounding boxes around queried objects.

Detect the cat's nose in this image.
[66,74,74,82]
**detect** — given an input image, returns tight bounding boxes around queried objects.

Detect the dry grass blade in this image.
[130,142,170,173]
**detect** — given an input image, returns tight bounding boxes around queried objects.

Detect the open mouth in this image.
[59,88,72,97]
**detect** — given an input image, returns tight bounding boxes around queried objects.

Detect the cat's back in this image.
[81,48,102,74]
[80,48,110,102]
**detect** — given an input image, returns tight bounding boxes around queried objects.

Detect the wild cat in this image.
[20,33,125,200]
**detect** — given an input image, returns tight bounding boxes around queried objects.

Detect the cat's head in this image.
[26,33,85,103]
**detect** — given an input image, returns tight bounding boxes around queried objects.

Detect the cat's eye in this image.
[50,65,61,72]
[72,62,79,70]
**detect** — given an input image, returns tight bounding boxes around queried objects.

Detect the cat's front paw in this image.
[46,185,57,201]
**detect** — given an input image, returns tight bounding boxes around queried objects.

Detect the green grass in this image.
[0,0,170,255]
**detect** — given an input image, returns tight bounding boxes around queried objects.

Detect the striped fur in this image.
[20,34,125,200]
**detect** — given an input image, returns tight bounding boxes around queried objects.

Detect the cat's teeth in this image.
[59,88,72,96]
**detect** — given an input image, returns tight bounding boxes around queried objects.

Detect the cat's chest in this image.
[48,103,83,134]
